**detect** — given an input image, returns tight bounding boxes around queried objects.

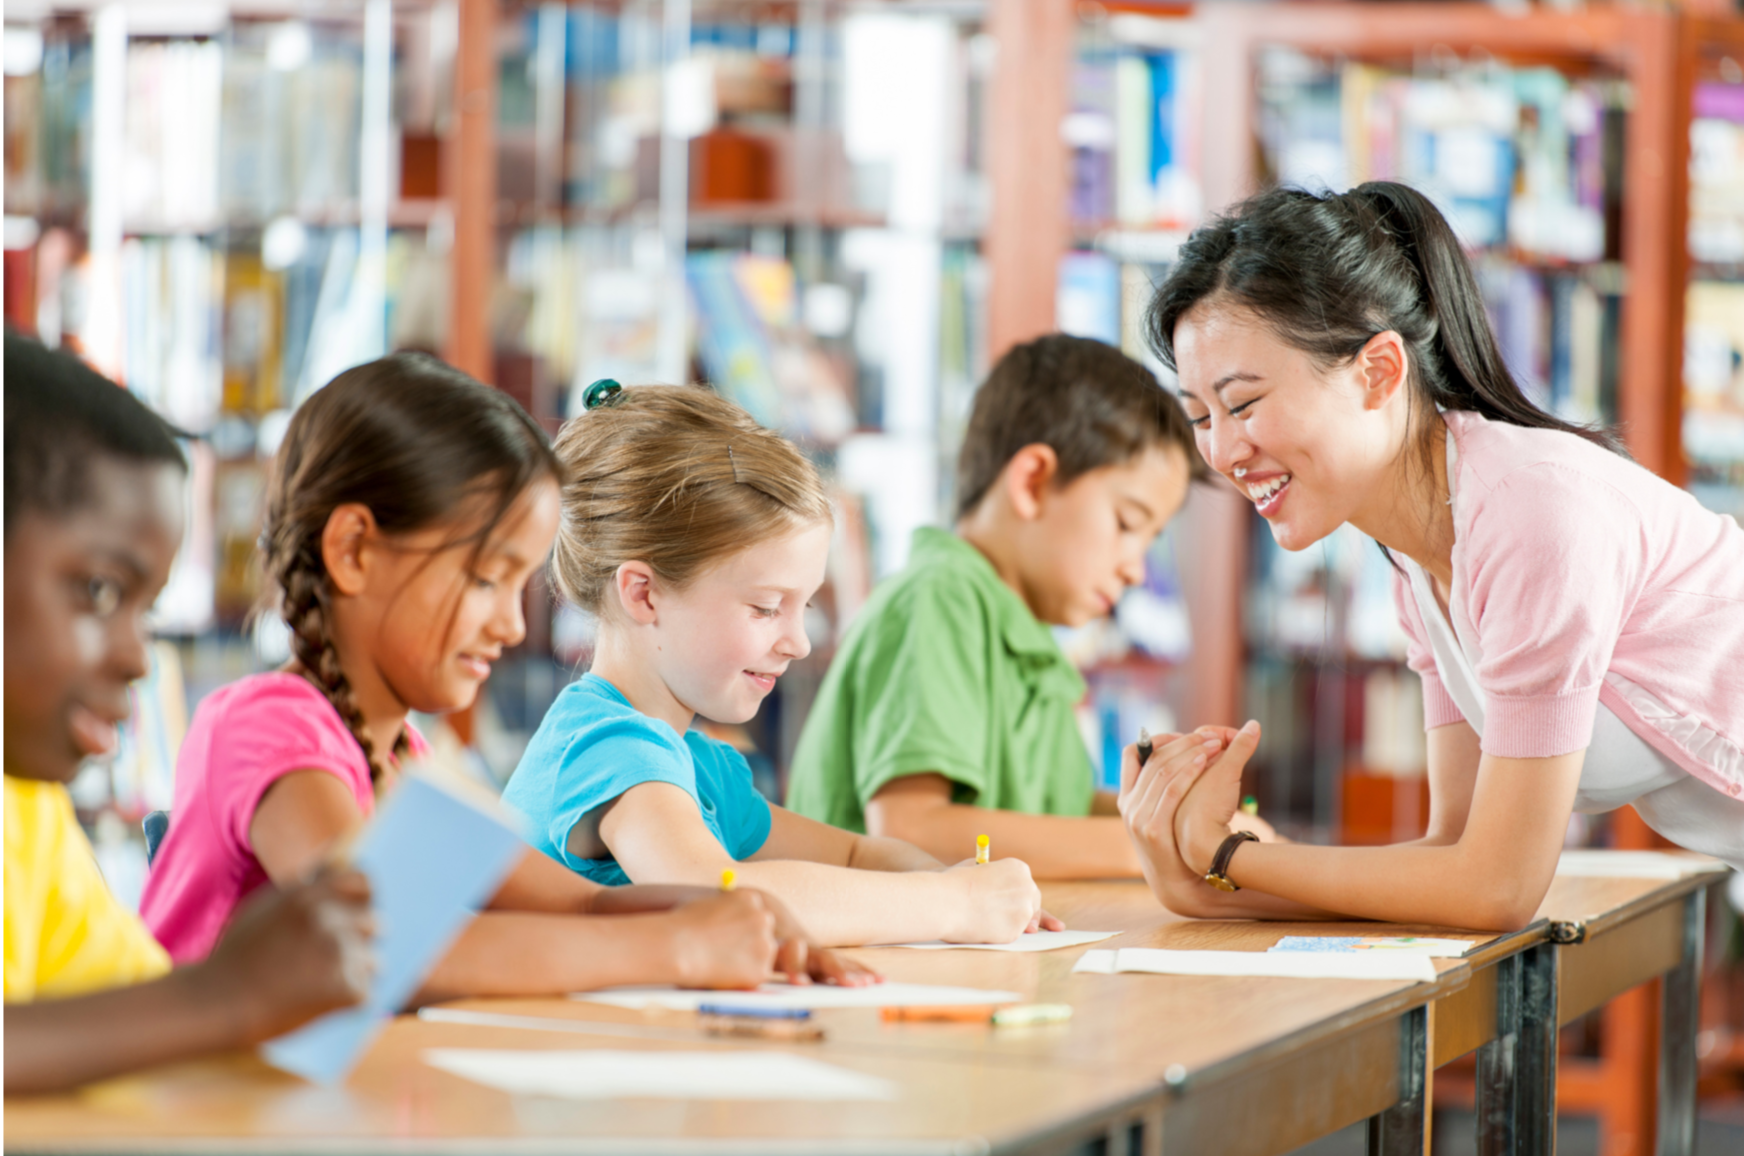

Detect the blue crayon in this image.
[696,1004,813,1020]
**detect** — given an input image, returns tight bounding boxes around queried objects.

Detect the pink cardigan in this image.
[1393,411,1744,799]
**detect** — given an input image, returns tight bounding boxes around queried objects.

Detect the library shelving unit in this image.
[1680,7,1744,1105]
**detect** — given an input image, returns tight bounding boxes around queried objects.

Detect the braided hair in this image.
[260,353,560,781]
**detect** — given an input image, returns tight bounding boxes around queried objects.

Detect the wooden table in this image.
[4,862,1725,1156]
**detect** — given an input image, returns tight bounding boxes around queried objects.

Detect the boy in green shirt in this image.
[789,335,1260,878]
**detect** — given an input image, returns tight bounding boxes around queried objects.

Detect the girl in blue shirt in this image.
[507,382,1056,947]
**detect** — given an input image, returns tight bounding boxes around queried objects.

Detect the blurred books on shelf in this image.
[1686,80,1744,519]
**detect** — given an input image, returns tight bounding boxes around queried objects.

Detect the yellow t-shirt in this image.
[4,774,171,1002]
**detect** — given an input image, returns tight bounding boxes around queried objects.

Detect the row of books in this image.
[6,26,370,230]
[102,228,443,427]
[1685,81,1744,520]
[1257,53,1627,264]
[1069,22,1202,232]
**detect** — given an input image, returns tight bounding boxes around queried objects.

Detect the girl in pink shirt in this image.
[1121,181,1744,931]
[141,354,871,995]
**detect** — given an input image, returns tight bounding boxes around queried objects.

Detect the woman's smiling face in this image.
[1171,300,1413,552]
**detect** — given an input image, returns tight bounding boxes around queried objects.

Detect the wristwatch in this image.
[1204,830,1259,892]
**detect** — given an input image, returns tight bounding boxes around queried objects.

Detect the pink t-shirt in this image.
[140,672,428,963]
[1392,411,1744,799]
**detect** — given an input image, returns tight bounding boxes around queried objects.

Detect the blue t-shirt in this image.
[504,673,773,886]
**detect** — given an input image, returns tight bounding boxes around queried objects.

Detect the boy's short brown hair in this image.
[954,334,1204,519]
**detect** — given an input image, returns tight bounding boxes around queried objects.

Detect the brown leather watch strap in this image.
[1204,830,1259,892]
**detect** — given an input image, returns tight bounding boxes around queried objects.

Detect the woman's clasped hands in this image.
[1116,721,1273,917]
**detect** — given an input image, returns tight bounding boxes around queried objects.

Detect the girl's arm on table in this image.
[1126,722,1582,930]
[250,771,785,995]
[597,781,1047,946]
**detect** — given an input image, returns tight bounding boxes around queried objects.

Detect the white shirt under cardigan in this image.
[1392,414,1744,870]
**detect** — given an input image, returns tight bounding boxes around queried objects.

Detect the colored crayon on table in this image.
[881,1005,1002,1023]
[992,1003,1073,1027]
[698,1015,825,1042]
[696,1004,813,1020]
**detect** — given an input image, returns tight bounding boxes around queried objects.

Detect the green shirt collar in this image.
[909,528,1088,697]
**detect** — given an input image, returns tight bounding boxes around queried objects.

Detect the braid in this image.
[274,544,403,783]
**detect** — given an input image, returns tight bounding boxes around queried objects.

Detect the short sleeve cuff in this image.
[1480,687,1601,759]
[1419,674,1465,732]
[859,751,989,807]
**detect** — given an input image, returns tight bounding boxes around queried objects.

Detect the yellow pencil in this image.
[720,868,737,892]
[975,834,990,865]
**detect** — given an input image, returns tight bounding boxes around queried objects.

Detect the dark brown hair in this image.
[1145,182,1619,461]
[954,333,1203,520]
[261,353,561,780]
[551,384,831,615]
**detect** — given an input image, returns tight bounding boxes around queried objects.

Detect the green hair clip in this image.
[582,378,624,410]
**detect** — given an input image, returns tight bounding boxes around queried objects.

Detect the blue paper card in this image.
[260,770,526,1084]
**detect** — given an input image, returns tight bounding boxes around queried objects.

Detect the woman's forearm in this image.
[1215,840,1547,930]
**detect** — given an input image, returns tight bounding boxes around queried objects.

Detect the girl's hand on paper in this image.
[752,888,883,987]
[941,857,1045,943]
[1029,909,1067,933]
[668,890,780,989]
[205,866,376,1044]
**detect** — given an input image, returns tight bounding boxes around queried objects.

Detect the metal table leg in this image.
[1477,953,1521,1155]
[1517,942,1560,1156]
[1479,941,1558,1155]
[1368,1006,1428,1155]
[1657,888,1706,1156]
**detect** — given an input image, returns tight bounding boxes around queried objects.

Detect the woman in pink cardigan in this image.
[1123,182,1744,930]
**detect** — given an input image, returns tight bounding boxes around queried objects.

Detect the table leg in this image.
[1478,941,1559,1155]
[1367,1005,1428,1155]
[1477,953,1521,1155]
[1516,941,1560,1156]
[1657,887,1706,1156]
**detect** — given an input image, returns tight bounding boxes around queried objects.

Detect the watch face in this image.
[1205,874,1239,892]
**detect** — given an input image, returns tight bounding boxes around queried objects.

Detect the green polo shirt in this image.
[787,527,1094,833]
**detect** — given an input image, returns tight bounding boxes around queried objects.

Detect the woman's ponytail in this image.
[1146,180,1618,455]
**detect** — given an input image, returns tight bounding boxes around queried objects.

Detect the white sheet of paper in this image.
[573,981,1023,1012]
[1072,948,1436,982]
[1556,850,1719,879]
[876,929,1120,952]
[424,1049,897,1102]
[1073,949,1118,975]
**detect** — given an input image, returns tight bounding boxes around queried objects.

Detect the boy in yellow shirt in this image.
[4,334,374,1094]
